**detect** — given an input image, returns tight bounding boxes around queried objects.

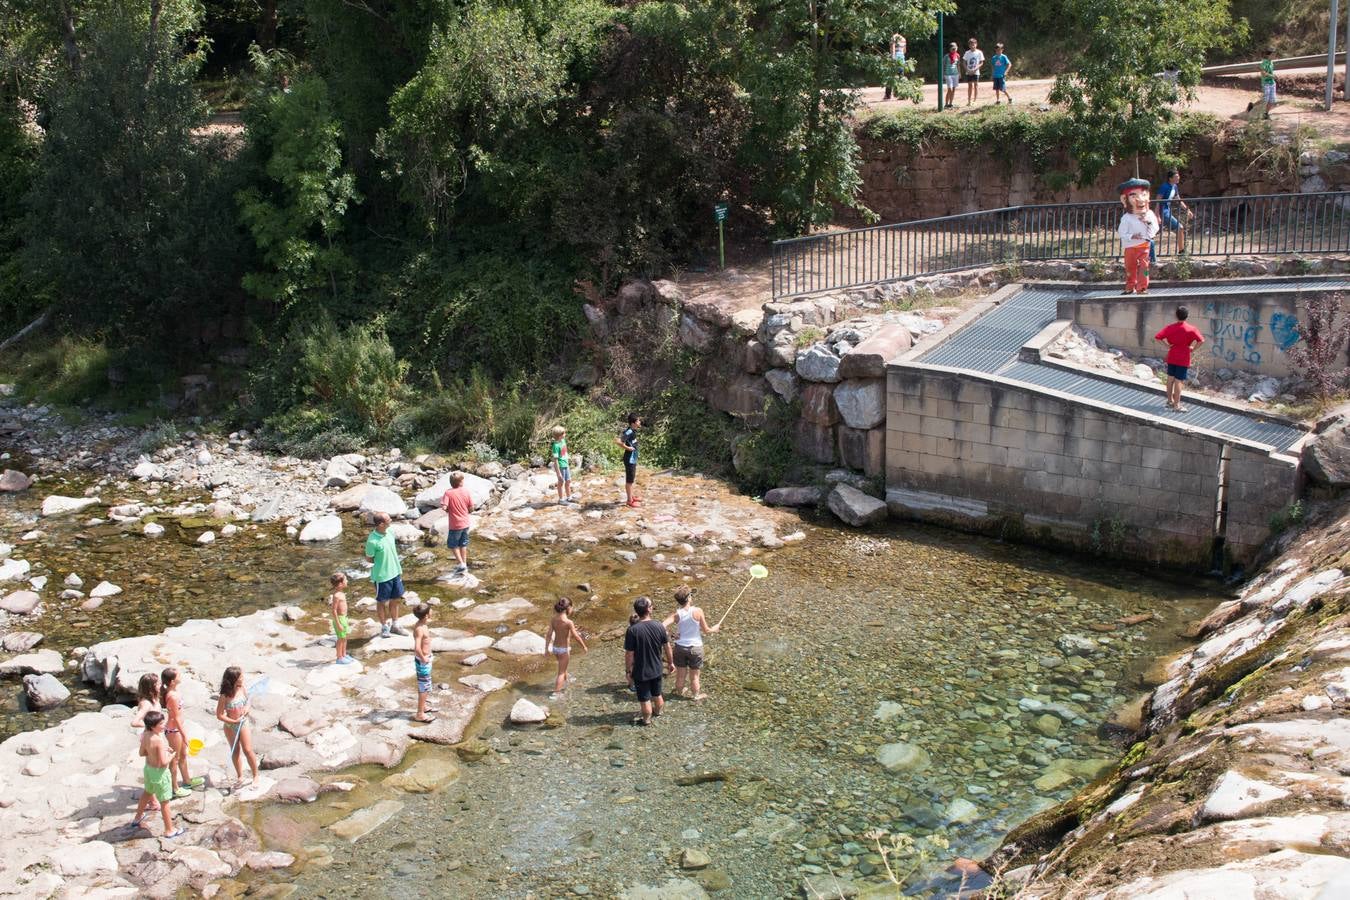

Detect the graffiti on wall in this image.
[1202,302,1303,367]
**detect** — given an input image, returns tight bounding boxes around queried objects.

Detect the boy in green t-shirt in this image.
[550,425,575,504]
[1257,49,1277,119]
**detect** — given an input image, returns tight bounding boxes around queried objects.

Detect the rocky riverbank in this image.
[988,495,1350,896]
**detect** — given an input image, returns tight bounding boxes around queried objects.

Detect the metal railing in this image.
[770,191,1350,299]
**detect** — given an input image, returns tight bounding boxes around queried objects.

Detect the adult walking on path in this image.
[661,586,719,701]
[624,596,673,726]
[1156,170,1191,254]
[616,413,643,508]
[365,511,408,637]
[440,471,474,575]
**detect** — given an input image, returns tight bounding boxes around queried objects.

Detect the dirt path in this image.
[861,66,1350,144]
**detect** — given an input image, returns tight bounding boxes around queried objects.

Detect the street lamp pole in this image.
[937,12,944,111]
[1328,0,1341,111]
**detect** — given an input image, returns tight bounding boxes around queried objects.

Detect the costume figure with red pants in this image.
[1117,178,1159,294]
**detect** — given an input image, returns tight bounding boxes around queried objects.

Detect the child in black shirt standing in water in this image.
[616,412,642,508]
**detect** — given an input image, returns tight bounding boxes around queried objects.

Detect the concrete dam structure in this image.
[884,278,1339,568]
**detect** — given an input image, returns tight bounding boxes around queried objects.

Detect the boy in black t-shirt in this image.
[615,412,643,508]
[624,596,673,725]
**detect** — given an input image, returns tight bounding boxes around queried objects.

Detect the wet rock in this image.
[23,673,70,709]
[827,484,887,527]
[143,522,165,537]
[296,515,343,543]
[1032,714,1061,737]
[1033,768,1073,792]
[460,653,488,667]
[89,581,122,599]
[619,878,710,900]
[464,597,534,623]
[459,674,508,693]
[876,742,932,773]
[41,495,99,517]
[0,558,32,581]
[0,469,32,492]
[245,851,296,871]
[330,799,404,842]
[384,756,460,793]
[271,776,321,803]
[510,698,549,724]
[63,573,81,588]
[79,597,103,611]
[0,590,40,614]
[1057,634,1100,656]
[801,874,857,899]
[945,797,979,824]
[762,486,821,507]
[198,530,216,545]
[1,631,43,652]
[1200,770,1290,822]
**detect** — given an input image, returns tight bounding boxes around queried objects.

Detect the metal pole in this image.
[937,13,944,111]
[718,219,725,269]
[1329,0,1341,111]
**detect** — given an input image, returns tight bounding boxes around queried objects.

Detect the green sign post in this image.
[714,202,728,268]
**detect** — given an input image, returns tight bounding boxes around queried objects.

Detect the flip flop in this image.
[129,816,149,829]
[164,828,188,839]
[412,715,436,723]
[185,776,205,788]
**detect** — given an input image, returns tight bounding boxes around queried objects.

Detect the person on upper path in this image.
[616,413,643,508]
[662,585,719,701]
[1156,170,1191,255]
[440,471,474,576]
[883,33,907,100]
[1118,178,1159,294]
[1154,305,1205,412]
[1257,48,1277,119]
[990,43,1012,105]
[943,43,960,110]
[962,38,984,107]
[365,511,407,637]
[624,596,674,726]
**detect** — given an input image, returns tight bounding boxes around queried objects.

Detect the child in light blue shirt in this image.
[991,44,1012,104]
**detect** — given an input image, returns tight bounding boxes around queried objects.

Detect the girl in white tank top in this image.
[662,586,720,700]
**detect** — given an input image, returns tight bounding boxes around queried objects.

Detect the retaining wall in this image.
[1056,288,1349,378]
[884,364,1302,567]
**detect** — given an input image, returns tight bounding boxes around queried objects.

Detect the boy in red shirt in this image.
[440,471,474,575]
[1154,305,1205,412]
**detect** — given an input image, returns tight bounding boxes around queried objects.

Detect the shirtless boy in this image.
[412,604,434,723]
[329,572,353,664]
[131,710,186,837]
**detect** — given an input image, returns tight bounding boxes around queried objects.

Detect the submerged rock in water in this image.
[23,673,70,710]
[0,469,32,492]
[827,485,887,527]
[0,590,40,615]
[41,495,99,517]
[1,631,43,652]
[330,799,404,842]
[510,698,549,724]
[876,742,932,773]
[494,630,547,655]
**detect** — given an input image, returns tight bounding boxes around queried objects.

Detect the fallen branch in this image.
[0,309,51,353]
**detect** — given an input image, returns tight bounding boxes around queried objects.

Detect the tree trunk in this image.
[260,0,278,49]
[143,0,162,88]
[801,0,824,232]
[58,2,80,70]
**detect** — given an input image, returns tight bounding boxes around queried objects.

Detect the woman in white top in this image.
[662,586,719,700]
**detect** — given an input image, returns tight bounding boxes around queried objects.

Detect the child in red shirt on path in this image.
[1154,305,1205,412]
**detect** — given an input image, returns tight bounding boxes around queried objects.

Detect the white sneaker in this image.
[380,623,391,637]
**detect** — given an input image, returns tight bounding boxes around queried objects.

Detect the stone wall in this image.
[884,364,1302,567]
[1056,284,1350,379]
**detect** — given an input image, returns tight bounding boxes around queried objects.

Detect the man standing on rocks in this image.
[616,413,642,508]
[624,596,674,726]
[365,512,408,637]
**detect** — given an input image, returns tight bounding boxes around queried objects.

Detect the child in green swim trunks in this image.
[330,572,353,665]
[131,710,186,837]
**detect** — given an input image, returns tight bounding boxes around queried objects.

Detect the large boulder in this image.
[1,631,43,652]
[0,469,32,492]
[0,558,30,581]
[493,630,547,655]
[833,379,886,430]
[839,324,913,378]
[358,486,407,517]
[0,590,41,614]
[827,484,887,527]
[795,343,842,383]
[1304,418,1350,487]
[324,457,359,488]
[41,495,99,517]
[764,368,799,402]
[763,486,823,507]
[417,473,494,512]
[329,483,374,511]
[705,374,770,419]
[799,383,840,426]
[793,421,835,465]
[837,427,885,477]
[23,673,70,709]
[678,314,715,351]
[298,515,343,542]
[509,698,549,724]
[0,649,64,676]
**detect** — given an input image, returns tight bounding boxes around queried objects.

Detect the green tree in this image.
[742,0,951,233]
[1050,0,1244,183]
[236,56,360,311]
[22,5,243,348]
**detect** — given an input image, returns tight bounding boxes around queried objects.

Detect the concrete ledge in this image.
[1020,320,1074,363]
[897,283,1024,365]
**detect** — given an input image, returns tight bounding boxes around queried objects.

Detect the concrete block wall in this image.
[1225,446,1301,562]
[1059,290,1349,378]
[886,366,1296,567]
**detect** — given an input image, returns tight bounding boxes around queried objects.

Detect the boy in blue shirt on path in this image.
[991,43,1012,104]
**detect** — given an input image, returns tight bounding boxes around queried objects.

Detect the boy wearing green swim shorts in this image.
[131,710,185,837]
[330,572,353,664]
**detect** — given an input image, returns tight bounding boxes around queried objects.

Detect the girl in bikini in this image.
[544,597,588,700]
[161,668,203,798]
[130,672,164,811]
[215,666,260,785]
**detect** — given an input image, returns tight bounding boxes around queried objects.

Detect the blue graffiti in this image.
[1269,312,1302,351]
[1209,318,1263,366]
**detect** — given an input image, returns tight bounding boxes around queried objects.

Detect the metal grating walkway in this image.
[917,285,1311,452]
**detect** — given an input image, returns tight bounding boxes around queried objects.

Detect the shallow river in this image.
[0,478,1220,897]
